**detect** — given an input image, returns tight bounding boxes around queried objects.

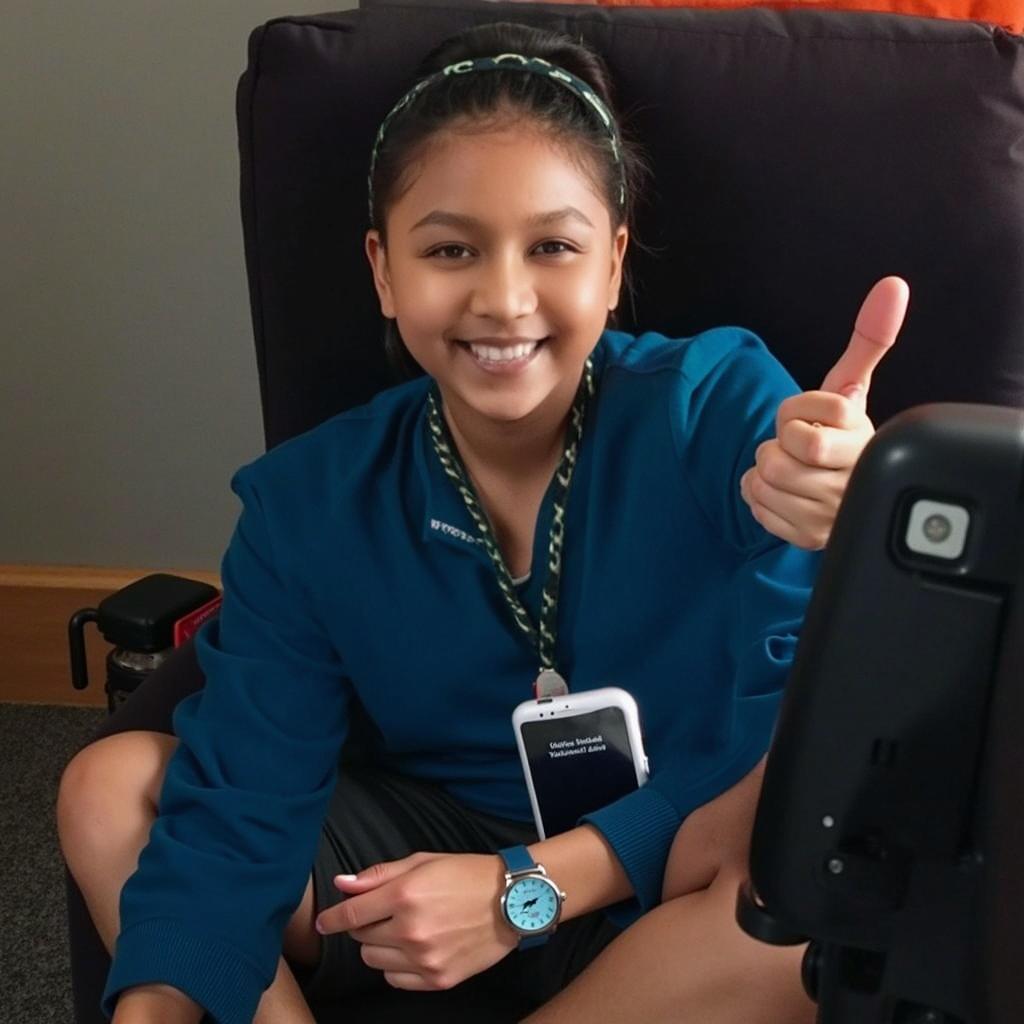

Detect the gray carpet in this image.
[1,702,106,1024]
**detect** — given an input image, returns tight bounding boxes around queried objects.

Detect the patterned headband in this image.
[367,52,626,223]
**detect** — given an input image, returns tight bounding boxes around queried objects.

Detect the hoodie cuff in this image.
[579,785,682,929]
[102,919,268,1024]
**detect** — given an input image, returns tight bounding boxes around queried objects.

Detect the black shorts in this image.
[301,764,624,1011]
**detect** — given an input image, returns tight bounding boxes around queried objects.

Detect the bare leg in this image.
[57,731,319,1024]
[523,759,813,1024]
[520,864,814,1024]
[521,753,816,1023]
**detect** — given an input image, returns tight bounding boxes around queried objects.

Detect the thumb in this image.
[820,275,909,405]
[333,853,433,891]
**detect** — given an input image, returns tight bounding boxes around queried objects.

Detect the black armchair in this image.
[64,2,1024,1021]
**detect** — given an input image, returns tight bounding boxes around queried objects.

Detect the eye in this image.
[426,244,472,260]
[534,240,576,256]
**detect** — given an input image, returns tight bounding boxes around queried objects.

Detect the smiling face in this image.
[365,122,628,430]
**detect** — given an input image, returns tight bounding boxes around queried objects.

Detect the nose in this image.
[468,251,538,322]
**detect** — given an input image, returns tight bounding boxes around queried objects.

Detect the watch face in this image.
[504,875,560,933]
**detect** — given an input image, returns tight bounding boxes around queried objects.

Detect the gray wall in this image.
[2,2,358,573]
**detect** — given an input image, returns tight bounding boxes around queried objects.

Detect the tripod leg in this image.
[814,943,890,1024]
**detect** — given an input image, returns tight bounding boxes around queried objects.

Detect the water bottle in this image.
[68,573,221,713]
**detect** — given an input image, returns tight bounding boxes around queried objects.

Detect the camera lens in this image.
[922,514,952,543]
[905,499,970,561]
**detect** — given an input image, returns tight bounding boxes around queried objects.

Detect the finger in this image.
[777,418,868,470]
[316,883,396,935]
[776,390,864,433]
[746,485,833,550]
[820,276,909,399]
[383,971,433,991]
[360,943,417,974]
[748,497,828,550]
[740,466,753,509]
[753,438,849,497]
[334,855,423,890]
[742,459,837,508]
[349,919,402,945]
[747,497,803,547]
[332,874,383,894]
[748,472,837,523]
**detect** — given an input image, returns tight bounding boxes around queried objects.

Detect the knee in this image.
[56,731,177,859]
[661,817,756,904]
[660,816,720,903]
[660,760,765,903]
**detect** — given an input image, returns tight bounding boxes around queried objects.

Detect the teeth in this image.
[468,340,539,362]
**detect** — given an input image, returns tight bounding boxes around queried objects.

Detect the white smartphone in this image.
[512,686,651,840]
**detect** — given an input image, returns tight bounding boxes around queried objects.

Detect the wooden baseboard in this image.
[0,565,220,707]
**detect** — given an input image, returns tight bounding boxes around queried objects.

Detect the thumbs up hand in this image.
[739,277,910,550]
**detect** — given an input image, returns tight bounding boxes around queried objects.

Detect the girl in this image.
[58,20,906,1024]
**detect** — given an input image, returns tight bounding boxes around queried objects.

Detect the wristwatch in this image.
[497,844,566,949]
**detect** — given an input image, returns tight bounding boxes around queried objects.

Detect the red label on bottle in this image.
[173,594,223,647]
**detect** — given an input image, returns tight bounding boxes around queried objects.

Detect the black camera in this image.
[738,403,1024,1024]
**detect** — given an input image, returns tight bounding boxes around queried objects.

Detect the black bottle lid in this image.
[97,573,220,652]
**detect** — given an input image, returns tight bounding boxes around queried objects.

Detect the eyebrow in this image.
[410,206,595,232]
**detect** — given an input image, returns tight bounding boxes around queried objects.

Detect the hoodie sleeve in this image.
[580,328,821,927]
[102,463,352,1024]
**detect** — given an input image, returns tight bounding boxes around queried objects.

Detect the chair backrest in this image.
[236,0,1024,451]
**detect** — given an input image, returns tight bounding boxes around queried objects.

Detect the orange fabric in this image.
[594,0,1023,33]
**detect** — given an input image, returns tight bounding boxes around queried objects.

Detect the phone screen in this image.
[520,706,640,837]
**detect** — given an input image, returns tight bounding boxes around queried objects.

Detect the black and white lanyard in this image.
[424,357,595,698]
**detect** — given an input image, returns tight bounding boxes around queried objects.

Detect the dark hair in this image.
[369,21,652,379]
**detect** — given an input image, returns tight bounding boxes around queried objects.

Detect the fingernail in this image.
[335,874,358,884]
[315,918,326,933]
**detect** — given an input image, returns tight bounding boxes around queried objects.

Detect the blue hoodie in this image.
[103,327,820,1023]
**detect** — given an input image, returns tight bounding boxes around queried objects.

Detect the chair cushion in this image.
[592,0,1024,34]
[240,2,1024,451]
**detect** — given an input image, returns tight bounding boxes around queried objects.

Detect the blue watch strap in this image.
[499,844,535,873]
